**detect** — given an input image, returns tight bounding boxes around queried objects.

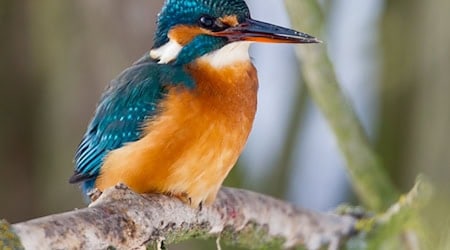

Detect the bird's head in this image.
[150,0,319,67]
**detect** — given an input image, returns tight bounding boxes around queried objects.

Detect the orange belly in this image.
[95,60,258,207]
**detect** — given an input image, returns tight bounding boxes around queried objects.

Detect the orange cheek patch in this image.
[168,25,212,46]
[219,15,239,27]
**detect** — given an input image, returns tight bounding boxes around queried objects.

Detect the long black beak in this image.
[215,18,321,44]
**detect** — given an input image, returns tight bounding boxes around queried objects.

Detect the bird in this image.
[69,0,320,207]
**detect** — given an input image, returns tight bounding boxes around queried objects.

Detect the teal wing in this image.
[69,54,193,194]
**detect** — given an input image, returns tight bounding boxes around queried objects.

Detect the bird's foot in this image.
[174,192,191,204]
[115,182,130,190]
[87,188,103,202]
[172,192,204,210]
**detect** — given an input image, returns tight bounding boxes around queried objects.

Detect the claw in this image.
[115,182,130,190]
[87,188,102,202]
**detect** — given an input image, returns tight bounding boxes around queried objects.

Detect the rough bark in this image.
[4,186,356,250]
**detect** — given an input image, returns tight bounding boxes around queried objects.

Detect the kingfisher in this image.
[69,0,319,207]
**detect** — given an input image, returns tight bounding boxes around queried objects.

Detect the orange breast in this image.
[95,60,258,206]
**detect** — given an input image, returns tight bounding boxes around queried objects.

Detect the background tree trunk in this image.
[379,0,450,192]
[0,0,39,222]
[379,0,450,245]
[0,0,163,221]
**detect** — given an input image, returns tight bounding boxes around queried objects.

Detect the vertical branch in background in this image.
[284,0,398,211]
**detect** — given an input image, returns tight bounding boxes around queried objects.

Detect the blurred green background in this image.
[0,0,449,248]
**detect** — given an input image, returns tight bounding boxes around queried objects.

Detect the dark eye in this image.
[199,15,216,29]
[198,15,227,32]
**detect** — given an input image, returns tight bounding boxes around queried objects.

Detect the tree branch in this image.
[4,186,356,250]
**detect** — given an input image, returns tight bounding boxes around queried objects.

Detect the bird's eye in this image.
[198,15,227,32]
[199,15,216,28]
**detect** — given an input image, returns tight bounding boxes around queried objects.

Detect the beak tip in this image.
[219,18,323,45]
[295,31,322,44]
[303,36,322,44]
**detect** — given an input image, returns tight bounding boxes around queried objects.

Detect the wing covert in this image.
[70,55,165,184]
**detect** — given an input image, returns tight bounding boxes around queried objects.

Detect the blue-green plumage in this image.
[153,0,250,48]
[70,54,193,193]
[153,0,251,65]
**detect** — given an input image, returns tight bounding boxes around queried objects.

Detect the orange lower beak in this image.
[214,18,321,44]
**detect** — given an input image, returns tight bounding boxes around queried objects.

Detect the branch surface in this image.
[9,186,356,250]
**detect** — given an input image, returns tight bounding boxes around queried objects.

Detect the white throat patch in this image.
[150,39,183,64]
[199,42,251,68]
[150,40,251,68]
